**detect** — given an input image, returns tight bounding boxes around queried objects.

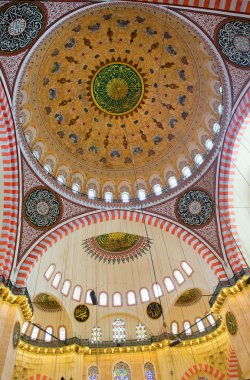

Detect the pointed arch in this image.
[218,89,250,272]
[113,361,131,380]
[0,79,19,277]
[227,345,239,380]
[181,363,226,380]
[16,210,227,286]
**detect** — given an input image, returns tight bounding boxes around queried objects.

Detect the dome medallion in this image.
[90,62,145,116]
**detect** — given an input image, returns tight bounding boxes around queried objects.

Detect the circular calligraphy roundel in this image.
[91,62,144,115]
[217,20,250,68]
[226,311,237,336]
[0,2,45,54]
[12,321,21,348]
[147,302,163,320]
[74,304,90,322]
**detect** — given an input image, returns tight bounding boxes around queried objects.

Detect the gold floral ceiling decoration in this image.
[175,288,202,307]
[34,293,62,312]
[82,232,152,263]
[17,3,223,198]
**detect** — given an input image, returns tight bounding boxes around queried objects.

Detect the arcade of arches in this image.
[0,1,249,379]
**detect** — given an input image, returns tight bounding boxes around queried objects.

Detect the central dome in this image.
[17,3,223,201]
[91,62,144,115]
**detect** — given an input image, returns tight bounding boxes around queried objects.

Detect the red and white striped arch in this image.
[218,89,250,273]
[227,345,239,380]
[16,210,227,286]
[132,0,249,14]
[0,80,19,278]
[181,363,226,380]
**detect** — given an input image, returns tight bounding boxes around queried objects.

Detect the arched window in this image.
[44,264,55,280]
[72,182,80,192]
[52,272,62,288]
[72,285,82,301]
[173,270,185,285]
[138,188,146,201]
[152,183,162,196]
[61,280,71,296]
[213,122,220,134]
[181,261,193,276]
[59,326,66,341]
[99,292,108,306]
[127,291,136,306]
[182,166,192,178]
[88,188,96,199]
[164,277,175,292]
[113,361,130,380]
[171,322,178,335]
[183,321,192,335]
[136,323,147,341]
[113,292,122,306]
[86,289,94,304]
[218,104,223,115]
[113,319,126,342]
[104,191,113,202]
[205,138,213,151]
[140,288,150,302]
[25,133,30,144]
[194,153,204,166]
[121,191,130,203]
[45,327,53,342]
[32,150,40,160]
[44,163,52,173]
[207,313,216,326]
[168,176,178,188]
[88,365,99,380]
[91,326,102,343]
[31,325,39,340]
[153,283,163,298]
[21,321,29,334]
[144,362,156,380]
[57,174,65,184]
[196,318,205,332]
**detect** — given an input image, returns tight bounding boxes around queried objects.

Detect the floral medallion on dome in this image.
[175,288,201,307]
[176,190,213,227]
[90,61,145,116]
[34,293,62,312]
[24,188,61,228]
[217,20,250,67]
[0,2,45,54]
[82,232,152,264]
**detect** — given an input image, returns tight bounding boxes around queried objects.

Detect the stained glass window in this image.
[113,362,131,380]
[144,362,156,380]
[136,323,147,341]
[91,326,102,343]
[113,319,126,342]
[88,365,99,380]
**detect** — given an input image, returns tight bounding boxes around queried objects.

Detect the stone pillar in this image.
[0,299,24,380]
[220,287,250,378]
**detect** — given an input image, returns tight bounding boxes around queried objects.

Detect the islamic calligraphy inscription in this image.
[74,304,90,322]
[91,62,144,115]
[147,302,163,319]
[226,311,237,336]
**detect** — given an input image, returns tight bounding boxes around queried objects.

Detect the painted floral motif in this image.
[25,189,61,228]
[175,288,202,306]
[34,293,62,312]
[82,232,152,264]
[0,2,44,53]
[217,20,250,67]
[177,190,213,226]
